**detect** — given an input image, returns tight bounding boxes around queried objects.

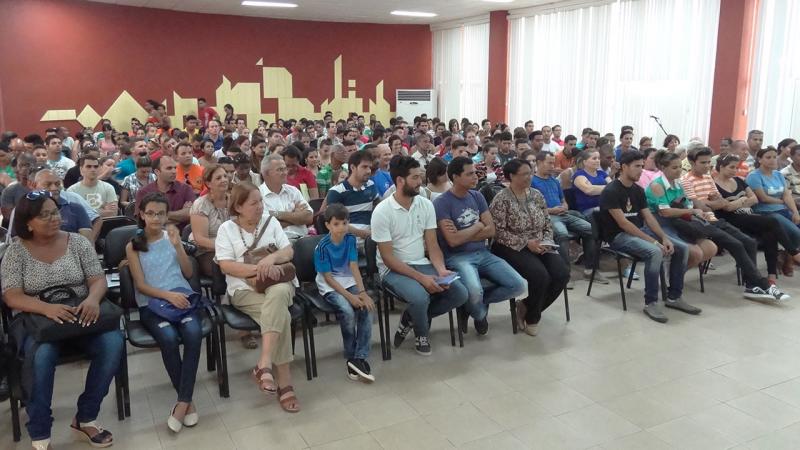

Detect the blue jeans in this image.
[25,329,124,441]
[609,230,688,304]
[764,209,800,250]
[323,285,372,360]
[140,307,203,403]
[382,264,468,338]
[445,249,526,320]
[551,211,596,270]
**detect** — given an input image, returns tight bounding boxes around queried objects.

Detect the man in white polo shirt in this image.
[371,155,468,356]
[259,154,313,240]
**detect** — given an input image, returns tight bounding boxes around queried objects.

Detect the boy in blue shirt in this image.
[314,203,376,382]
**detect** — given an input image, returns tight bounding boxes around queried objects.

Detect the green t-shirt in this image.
[317,164,332,197]
[645,175,690,214]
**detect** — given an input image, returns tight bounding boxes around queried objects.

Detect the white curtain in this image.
[748,0,800,145]
[508,0,720,144]
[433,22,489,123]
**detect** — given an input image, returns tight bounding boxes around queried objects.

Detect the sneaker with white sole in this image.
[768,285,791,301]
[415,336,431,356]
[346,359,359,381]
[623,265,640,280]
[393,311,412,348]
[744,286,776,301]
[348,359,375,382]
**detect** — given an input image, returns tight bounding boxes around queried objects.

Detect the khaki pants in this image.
[231,283,295,365]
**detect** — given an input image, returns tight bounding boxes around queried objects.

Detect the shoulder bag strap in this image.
[238,215,273,253]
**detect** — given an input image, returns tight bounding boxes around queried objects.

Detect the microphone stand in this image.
[651,116,669,137]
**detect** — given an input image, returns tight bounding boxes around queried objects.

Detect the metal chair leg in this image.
[305,309,317,378]
[660,266,668,302]
[586,247,599,296]
[120,344,131,417]
[563,287,571,322]
[206,335,215,372]
[698,263,705,293]
[383,291,392,360]
[627,261,637,289]
[301,311,312,381]
[510,298,518,334]
[376,289,387,360]
[616,258,627,311]
[457,312,464,347]
[11,396,21,442]
[217,321,230,398]
[448,310,456,347]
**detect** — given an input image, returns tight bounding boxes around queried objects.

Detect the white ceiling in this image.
[87,0,557,24]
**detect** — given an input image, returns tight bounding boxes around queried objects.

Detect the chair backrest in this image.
[479,182,505,206]
[292,234,325,283]
[309,198,324,216]
[119,256,201,311]
[210,261,228,297]
[590,209,604,243]
[564,188,578,211]
[103,225,140,269]
[98,216,137,241]
[364,237,378,277]
[314,214,329,235]
[181,224,193,242]
[123,202,137,219]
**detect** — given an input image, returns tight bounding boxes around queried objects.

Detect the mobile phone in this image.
[435,273,461,285]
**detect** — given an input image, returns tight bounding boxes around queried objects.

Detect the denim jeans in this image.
[609,230,688,304]
[323,285,372,360]
[764,209,800,251]
[25,329,124,441]
[382,264,469,338]
[551,211,596,270]
[139,307,203,403]
[444,249,527,321]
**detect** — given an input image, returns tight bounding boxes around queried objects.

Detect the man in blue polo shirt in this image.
[325,150,379,240]
[434,157,526,335]
[531,152,607,286]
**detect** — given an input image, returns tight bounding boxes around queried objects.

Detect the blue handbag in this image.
[147,287,207,322]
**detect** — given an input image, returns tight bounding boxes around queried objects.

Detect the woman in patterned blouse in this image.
[489,159,570,336]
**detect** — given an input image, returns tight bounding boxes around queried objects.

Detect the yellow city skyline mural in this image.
[40,55,394,131]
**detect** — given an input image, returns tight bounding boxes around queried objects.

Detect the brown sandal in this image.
[252,366,277,395]
[277,385,300,413]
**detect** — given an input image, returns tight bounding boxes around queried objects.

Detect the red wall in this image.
[708,0,759,147]
[486,10,509,125]
[0,0,432,134]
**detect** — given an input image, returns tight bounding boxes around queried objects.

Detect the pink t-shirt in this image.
[637,169,662,189]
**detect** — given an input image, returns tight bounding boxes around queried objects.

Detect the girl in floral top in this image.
[489,159,569,337]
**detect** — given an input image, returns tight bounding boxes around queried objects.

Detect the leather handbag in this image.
[24,284,123,342]
[238,216,296,293]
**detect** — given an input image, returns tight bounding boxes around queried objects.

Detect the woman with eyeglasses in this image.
[713,150,800,278]
[489,159,569,337]
[0,191,123,450]
[126,193,203,433]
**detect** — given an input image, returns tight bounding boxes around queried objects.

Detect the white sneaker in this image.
[768,285,791,301]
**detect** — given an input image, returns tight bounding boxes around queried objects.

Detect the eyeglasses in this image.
[36,209,61,221]
[143,211,167,219]
[26,190,51,201]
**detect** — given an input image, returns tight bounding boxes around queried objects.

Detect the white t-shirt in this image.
[542,141,561,153]
[370,194,437,277]
[214,214,293,296]
[66,180,118,212]
[258,183,313,239]
[47,156,76,180]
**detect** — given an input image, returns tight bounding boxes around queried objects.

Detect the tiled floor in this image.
[4,257,800,449]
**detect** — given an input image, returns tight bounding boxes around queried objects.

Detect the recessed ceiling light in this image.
[391,10,438,18]
[242,1,298,7]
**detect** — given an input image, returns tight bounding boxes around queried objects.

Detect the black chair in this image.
[95,216,137,255]
[210,261,314,391]
[586,210,667,310]
[309,198,324,216]
[291,235,329,377]
[1,301,128,442]
[364,237,462,361]
[102,225,140,304]
[180,224,214,298]
[118,255,226,397]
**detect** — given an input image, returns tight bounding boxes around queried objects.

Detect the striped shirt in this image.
[325,179,379,229]
[680,171,719,220]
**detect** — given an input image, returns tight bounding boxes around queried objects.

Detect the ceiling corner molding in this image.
[430,13,490,31]
[508,0,616,20]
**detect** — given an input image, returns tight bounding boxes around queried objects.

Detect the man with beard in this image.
[325,151,379,240]
[371,156,468,356]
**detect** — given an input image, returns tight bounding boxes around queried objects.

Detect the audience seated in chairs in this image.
[434,156,526,335]
[1,191,124,449]
[120,156,156,214]
[125,193,202,433]
[313,204,376,382]
[189,164,230,277]
[324,150,380,241]
[135,155,196,228]
[215,182,301,413]
[258,154,314,241]
[489,159,569,336]
[572,149,610,217]
[370,155,468,356]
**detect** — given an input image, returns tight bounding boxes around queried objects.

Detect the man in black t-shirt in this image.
[598,151,696,323]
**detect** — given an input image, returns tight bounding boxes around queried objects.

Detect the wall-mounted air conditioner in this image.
[396,89,437,119]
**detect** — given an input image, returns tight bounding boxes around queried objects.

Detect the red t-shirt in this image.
[286,166,318,190]
[198,107,218,127]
